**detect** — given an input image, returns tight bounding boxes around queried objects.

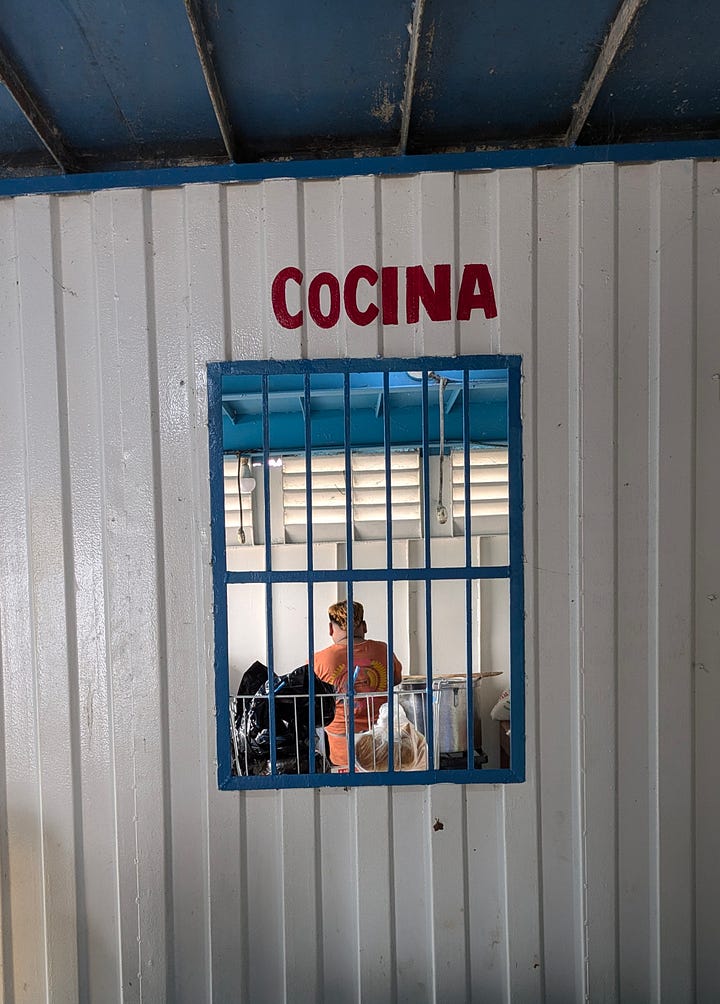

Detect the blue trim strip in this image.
[6,138,720,198]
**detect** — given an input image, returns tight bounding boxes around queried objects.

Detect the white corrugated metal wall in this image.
[0,161,717,1003]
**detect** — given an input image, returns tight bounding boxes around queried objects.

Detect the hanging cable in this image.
[237,452,245,544]
[436,376,448,524]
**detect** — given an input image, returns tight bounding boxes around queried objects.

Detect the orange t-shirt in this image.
[314,639,402,767]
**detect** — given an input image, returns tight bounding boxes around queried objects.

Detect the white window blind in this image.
[451,448,509,531]
[282,451,421,542]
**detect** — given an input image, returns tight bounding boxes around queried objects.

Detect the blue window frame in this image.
[208,355,525,789]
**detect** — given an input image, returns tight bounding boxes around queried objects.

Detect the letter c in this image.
[271,267,303,329]
[344,265,379,326]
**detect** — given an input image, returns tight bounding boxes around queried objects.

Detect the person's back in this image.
[314,601,402,768]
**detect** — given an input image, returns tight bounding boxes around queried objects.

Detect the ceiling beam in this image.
[565,0,647,146]
[0,42,79,173]
[399,0,426,156]
[183,0,239,162]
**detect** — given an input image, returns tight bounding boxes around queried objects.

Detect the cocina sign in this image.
[271,263,498,329]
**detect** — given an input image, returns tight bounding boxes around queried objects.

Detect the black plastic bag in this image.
[234,663,335,775]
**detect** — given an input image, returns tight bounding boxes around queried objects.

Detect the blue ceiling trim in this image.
[1,137,720,199]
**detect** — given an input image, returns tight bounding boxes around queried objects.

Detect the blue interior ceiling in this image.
[0,85,45,156]
[204,0,411,154]
[0,0,221,162]
[410,0,619,147]
[585,0,720,142]
[222,370,508,454]
[1,0,719,179]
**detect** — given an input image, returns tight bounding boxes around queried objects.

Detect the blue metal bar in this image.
[208,369,233,786]
[462,369,475,763]
[304,372,316,773]
[507,359,526,779]
[465,577,475,764]
[212,354,514,377]
[383,371,393,575]
[262,375,278,776]
[383,370,395,774]
[420,371,434,769]
[463,370,472,571]
[221,763,518,791]
[6,139,720,199]
[226,565,511,585]
[343,373,354,576]
[344,373,357,773]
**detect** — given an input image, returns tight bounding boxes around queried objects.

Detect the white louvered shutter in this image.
[282,451,421,542]
[451,448,509,533]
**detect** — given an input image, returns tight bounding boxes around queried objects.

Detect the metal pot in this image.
[432,677,469,754]
[396,675,483,756]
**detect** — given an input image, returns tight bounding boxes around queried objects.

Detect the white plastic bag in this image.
[354,702,427,771]
[490,688,511,721]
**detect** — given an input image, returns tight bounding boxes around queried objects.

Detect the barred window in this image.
[208,356,525,790]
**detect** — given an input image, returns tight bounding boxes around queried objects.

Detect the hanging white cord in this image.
[436,377,448,524]
[237,453,246,544]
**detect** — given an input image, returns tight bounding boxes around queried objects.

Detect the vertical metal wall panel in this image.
[457,170,499,356]
[391,787,433,1003]
[150,185,211,1004]
[616,163,654,1001]
[652,159,695,1000]
[489,166,543,1004]
[694,160,720,1004]
[534,166,583,1003]
[354,787,395,1002]
[1,196,63,1002]
[184,182,245,1004]
[417,172,456,356]
[18,194,81,1002]
[340,174,382,356]
[225,180,266,361]
[0,160,714,1003]
[379,175,421,357]
[576,162,620,1002]
[58,192,122,1003]
[92,187,170,1003]
[303,179,344,359]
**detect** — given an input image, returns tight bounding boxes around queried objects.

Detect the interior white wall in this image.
[0,161,716,1003]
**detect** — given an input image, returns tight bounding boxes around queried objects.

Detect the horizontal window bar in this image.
[210,355,519,378]
[224,565,511,585]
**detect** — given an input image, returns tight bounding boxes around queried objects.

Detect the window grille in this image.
[208,356,525,790]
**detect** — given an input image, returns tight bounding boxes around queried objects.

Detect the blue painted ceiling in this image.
[0,0,718,180]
